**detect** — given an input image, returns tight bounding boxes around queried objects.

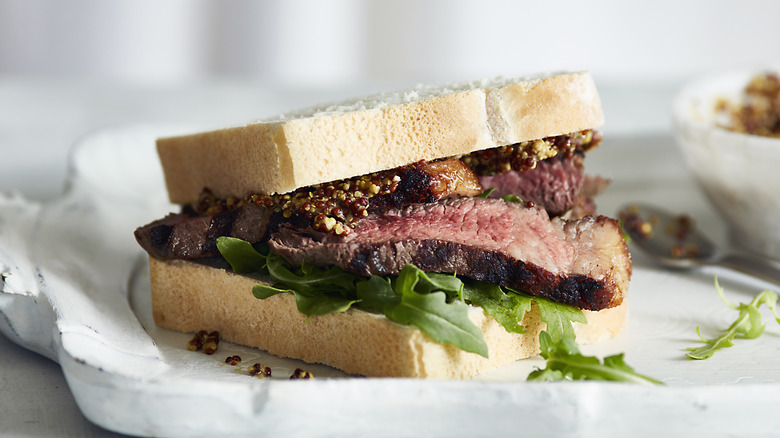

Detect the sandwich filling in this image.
[136,129,629,313]
[190,129,600,230]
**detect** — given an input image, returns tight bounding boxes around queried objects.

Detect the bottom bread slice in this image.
[149,257,627,379]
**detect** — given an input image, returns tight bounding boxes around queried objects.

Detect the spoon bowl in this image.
[619,204,718,268]
[618,203,780,286]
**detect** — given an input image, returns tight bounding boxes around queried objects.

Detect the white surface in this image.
[673,66,780,260]
[3,118,780,437]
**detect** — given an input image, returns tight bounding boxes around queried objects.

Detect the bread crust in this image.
[158,72,604,203]
[149,257,626,379]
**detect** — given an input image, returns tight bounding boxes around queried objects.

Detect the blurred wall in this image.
[0,0,778,86]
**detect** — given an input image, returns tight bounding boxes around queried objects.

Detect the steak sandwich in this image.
[135,71,632,378]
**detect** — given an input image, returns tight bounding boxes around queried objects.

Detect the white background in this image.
[0,1,779,436]
[2,0,779,86]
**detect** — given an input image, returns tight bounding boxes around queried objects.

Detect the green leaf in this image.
[461,281,531,334]
[386,288,489,358]
[265,251,357,294]
[355,275,398,312]
[535,296,587,344]
[253,284,358,321]
[476,189,523,203]
[686,327,735,360]
[501,194,523,203]
[526,367,566,381]
[461,282,587,342]
[476,188,496,198]
[369,264,489,357]
[528,332,663,384]
[687,277,780,360]
[216,236,268,274]
[395,264,463,297]
[252,284,286,300]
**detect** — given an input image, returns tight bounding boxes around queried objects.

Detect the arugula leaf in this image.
[687,277,780,360]
[386,287,489,358]
[476,188,496,198]
[528,331,663,384]
[209,246,360,321]
[462,283,587,341]
[534,295,587,344]
[462,281,531,334]
[216,236,268,274]
[501,194,523,203]
[376,265,489,357]
[475,188,523,204]
[253,284,358,322]
[355,275,398,312]
[395,264,463,297]
[265,251,357,294]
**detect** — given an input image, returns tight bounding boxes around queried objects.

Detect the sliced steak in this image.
[479,154,585,216]
[269,197,631,311]
[134,203,272,259]
[368,159,482,210]
[135,158,484,258]
[567,174,610,219]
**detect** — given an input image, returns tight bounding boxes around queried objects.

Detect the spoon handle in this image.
[715,253,780,286]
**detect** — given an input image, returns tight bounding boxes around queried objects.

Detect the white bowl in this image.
[673,67,780,259]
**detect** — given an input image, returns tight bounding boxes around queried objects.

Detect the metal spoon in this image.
[618,203,780,285]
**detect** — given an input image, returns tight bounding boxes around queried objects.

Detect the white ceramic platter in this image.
[1,125,780,437]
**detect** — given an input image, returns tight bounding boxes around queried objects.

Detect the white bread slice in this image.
[149,257,627,379]
[157,71,603,203]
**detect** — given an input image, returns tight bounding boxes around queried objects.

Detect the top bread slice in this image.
[157,71,604,204]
